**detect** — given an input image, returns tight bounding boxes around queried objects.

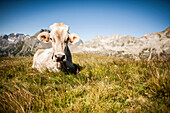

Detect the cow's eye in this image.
[50,38,52,40]
[64,40,67,43]
[67,37,69,41]
[64,37,69,43]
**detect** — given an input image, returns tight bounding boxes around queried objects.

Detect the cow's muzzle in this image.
[53,52,66,62]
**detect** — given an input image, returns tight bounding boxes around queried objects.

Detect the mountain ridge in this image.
[71,27,170,60]
[0,27,169,60]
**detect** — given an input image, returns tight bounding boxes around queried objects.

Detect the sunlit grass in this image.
[0,54,169,112]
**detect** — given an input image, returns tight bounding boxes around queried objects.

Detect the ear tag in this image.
[45,38,49,42]
[69,36,77,43]
[73,36,77,40]
[69,38,74,43]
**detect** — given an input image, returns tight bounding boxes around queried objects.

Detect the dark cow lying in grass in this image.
[32,23,80,74]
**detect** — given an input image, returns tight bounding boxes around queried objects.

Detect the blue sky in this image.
[0,0,170,41]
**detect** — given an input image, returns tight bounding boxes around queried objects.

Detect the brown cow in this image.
[32,23,80,74]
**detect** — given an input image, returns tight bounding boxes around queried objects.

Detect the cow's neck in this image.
[64,46,74,68]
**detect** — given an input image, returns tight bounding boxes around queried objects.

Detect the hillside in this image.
[0,54,169,112]
[72,27,170,61]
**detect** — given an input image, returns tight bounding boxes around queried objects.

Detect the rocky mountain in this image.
[0,33,30,57]
[0,27,169,60]
[0,29,83,57]
[15,29,52,57]
[14,29,84,57]
[0,30,53,57]
[71,27,170,61]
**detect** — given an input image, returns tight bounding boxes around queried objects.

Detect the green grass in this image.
[0,54,169,113]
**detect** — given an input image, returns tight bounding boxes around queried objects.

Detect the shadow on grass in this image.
[61,62,84,75]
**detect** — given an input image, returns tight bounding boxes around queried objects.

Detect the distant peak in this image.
[162,27,170,32]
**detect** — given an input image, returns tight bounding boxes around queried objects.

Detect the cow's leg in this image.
[32,54,37,68]
[32,53,37,68]
[32,49,45,69]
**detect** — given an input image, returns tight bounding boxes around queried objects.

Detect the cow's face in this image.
[37,23,80,62]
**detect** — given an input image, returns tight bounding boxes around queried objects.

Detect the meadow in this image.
[0,53,169,113]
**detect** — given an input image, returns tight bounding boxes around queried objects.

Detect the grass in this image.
[0,53,169,112]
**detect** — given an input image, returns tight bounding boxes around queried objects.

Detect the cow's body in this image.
[32,48,57,72]
[32,23,79,73]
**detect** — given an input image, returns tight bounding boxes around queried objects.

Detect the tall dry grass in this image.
[0,54,169,112]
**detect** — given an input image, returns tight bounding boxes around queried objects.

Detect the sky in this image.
[0,0,170,41]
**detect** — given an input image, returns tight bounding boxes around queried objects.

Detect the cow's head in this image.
[37,23,80,62]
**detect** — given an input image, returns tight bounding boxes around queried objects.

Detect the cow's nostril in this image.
[55,55,57,58]
[61,55,65,60]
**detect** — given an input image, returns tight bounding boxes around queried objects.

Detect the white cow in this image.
[32,23,80,74]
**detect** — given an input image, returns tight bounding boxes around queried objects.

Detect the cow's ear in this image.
[69,33,80,43]
[37,32,50,42]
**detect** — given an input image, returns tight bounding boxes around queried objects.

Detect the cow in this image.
[32,23,80,74]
